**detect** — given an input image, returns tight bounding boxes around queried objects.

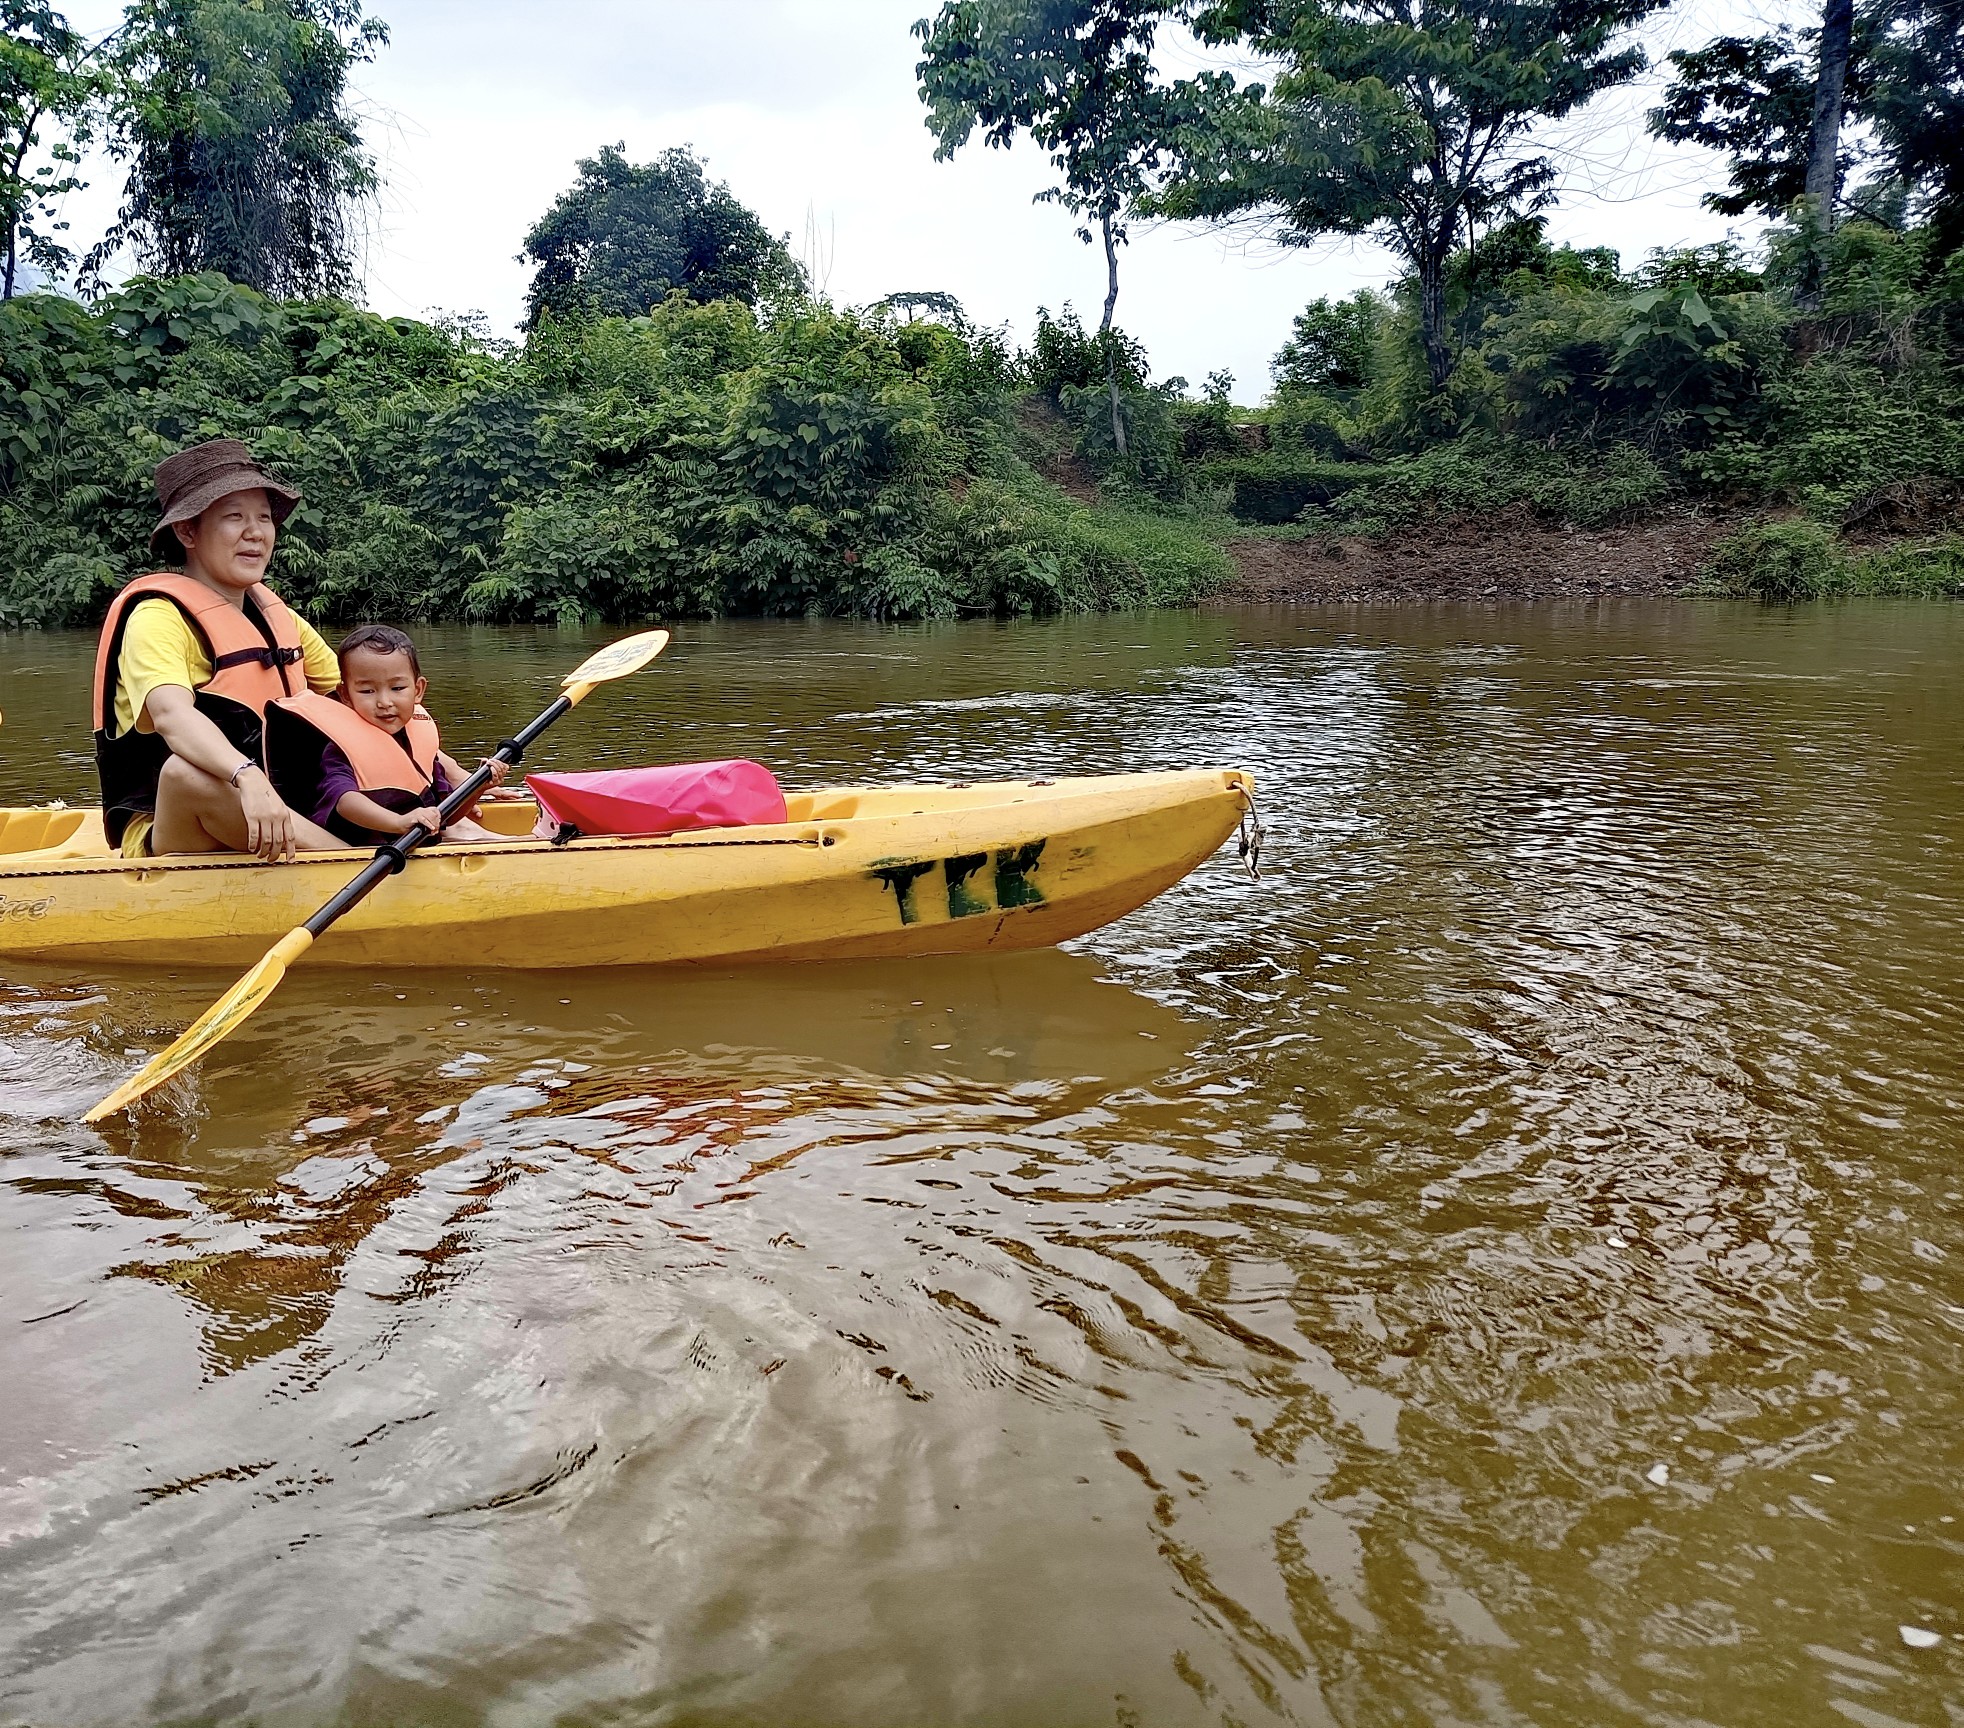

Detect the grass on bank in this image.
[1693,520,1964,600]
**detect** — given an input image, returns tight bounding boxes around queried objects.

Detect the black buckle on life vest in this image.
[211,644,306,671]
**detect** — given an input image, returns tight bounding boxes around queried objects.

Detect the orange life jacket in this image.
[268,691,441,797]
[92,573,309,845]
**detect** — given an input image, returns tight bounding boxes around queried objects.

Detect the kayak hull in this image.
[0,771,1253,970]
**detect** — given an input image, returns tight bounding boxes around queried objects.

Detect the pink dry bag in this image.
[527,760,787,839]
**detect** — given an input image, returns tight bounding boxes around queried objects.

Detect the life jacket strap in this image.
[211,644,306,672]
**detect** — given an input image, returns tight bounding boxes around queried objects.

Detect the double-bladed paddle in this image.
[84,629,669,1123]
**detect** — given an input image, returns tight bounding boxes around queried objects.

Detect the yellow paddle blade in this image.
[84,927,316,1123]
[561,629,669,698]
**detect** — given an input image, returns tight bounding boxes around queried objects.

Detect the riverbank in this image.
[1214,502,1964,604]
[1217,505,1719,603]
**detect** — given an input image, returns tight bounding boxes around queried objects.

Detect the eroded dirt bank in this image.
[1217,504,1728,603]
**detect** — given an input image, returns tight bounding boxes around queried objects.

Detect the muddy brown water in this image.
[1,605,1961,1726]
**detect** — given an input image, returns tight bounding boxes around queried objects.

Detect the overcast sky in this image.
[52,0,1794,401]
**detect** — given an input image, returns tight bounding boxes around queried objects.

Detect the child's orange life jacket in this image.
[263,691,444,847]
[267,691,441,795]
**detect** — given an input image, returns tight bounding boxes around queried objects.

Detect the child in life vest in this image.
[283,625,509,847]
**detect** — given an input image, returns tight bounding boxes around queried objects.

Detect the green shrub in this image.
[1700,520,1840,599]
[1841,538,1964,596]
[1698,522,1964,600]
[1287,437,1671,532]
[921,469,1228,613]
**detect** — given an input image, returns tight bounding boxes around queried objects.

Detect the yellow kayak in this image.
[0,770,1255,970]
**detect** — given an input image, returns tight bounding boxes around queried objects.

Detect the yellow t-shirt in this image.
[114,597,340,736]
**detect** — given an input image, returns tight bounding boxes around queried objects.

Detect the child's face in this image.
[341,646,427,734]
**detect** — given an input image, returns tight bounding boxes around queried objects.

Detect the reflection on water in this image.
[3,604,1962,1725]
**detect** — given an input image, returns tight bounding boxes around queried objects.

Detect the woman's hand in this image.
[237,768,299,863]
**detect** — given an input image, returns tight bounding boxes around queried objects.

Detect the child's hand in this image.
[404,807,443,836]
[476,757,523,801]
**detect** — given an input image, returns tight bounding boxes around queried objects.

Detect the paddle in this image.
[84,629,670,1123]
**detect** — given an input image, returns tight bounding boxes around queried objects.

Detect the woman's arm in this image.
[144,683,302,861]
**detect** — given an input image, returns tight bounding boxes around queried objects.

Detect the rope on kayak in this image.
[3,832,831,878]
[1235,786,1265,881]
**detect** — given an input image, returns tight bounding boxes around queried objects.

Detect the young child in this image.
[310,625,508,846]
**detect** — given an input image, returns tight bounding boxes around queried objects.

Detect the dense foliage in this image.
[1196,214,1964,591]
[0,275,1228,627]
[3,0,1962,625]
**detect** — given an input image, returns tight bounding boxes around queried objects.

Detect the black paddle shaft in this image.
[301,692,574,938]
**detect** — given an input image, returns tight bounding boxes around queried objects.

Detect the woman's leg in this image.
[151,755,345,855]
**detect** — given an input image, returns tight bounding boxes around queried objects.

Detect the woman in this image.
[92,440,348,859]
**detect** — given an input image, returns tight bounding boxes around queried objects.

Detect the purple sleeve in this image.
[432,757,453,800]
[313,743,360,827]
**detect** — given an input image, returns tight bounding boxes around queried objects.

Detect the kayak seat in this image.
[0,806,105,860]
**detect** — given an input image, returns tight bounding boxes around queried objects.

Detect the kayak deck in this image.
[0,770,1254,969]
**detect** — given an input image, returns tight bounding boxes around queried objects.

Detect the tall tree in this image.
[1804,0,1857,222]
[1,2,110,298]
[88,0,386,297]
[1157,0,1662,393]
[1651,0,1961,260]
[1648,27,1857,221]
[519,144,804,328]
[1866,0,1963,250]
[914,0,1214,450]
[914,0,1195,336]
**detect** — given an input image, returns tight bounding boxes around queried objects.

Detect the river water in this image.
[1,604,1961,1726]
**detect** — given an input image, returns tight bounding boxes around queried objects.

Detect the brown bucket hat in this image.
[149,439,302,561]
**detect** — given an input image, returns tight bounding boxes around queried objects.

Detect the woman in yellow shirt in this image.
[93,441,350,860]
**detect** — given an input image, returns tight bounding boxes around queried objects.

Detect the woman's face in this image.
[176,487,276,589]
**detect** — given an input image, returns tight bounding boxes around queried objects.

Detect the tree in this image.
[1653,0,1961,263]
[1648,28,1859,221]
[1157,0,1663,393]
[1272,289,1380,392]
[87,0,386,297]
[1865,0,1964,251]
[915,0,1192,334]
[519,144,804,328]
[1650,0,1866,301]
[914,0,1215,450]
[1805,0,1857,229]
[1,2,110,299]
[875,288,968,322]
